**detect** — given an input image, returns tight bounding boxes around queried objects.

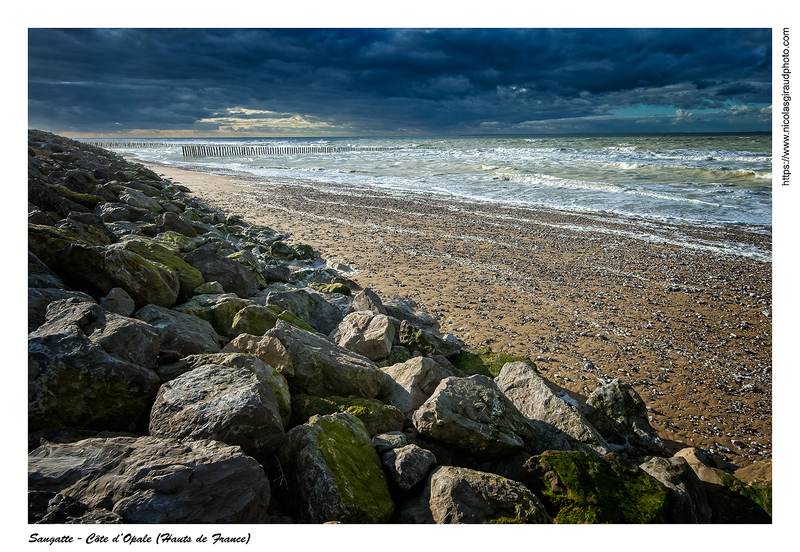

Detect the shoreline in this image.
[135,158,773,468]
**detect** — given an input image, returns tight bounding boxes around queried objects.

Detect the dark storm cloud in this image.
[28,28,772,135]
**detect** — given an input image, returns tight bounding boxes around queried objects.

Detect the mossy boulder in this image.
[153,230,199,252]
[309,282,351,295]
[28,306,161,433]
[519,451,671,523]
[265,289,344,335]
[227,250,269,287]
[113,237,204,301]
[289,394,403,436]
[451,346,535,377]
[174,293,256,338]
[398,321,461,358]
[28,222,113,268]
[55,244,180,309]
[50,184,104,210]
[269,241,314,261]
[276,412,394,523]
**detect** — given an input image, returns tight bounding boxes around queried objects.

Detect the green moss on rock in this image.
[523,451,670,524]
[450,346,535,377]
[290,394,403,436]
[51,184,104,210]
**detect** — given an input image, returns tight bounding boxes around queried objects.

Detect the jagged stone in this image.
[28,436,270,523]
[379,356,455,414]
[412,375,536,458]
[331,311,395,360]
[495,361,609,455]
[149,365,284,460]
[275,412,393,523]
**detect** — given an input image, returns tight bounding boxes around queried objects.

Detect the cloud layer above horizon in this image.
[28,28,772,136]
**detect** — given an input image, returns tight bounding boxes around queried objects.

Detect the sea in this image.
[91,133,772,261]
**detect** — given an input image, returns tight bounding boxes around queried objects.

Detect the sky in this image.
[27,27,773,137]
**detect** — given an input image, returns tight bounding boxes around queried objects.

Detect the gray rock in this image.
[173,293,256,338]
[155,211,197,237]
[176,352,291,427]
[149,365,284,460]
[28,287,95,332]
[136,303,221,356]
[639,456,712,523]
[28,436,270,523]
[352,288,387,314]
[99,287,136,317]
[495,361,610,455]
[331,311,395,360]
[412,375,536,458]
[184,248,260,299]
[265,288,343,335]
[28,251,65,289]
[372,431,408,454]
[275,412,393,523]
[584,378,667,456]
[29,299,161,432]
[118,187,162,213]
[400,466,552,524]
[266,320,385,399]
[93,201,133,223]
[379,356,455,414]
[29,491,122,524]
[381,444,437,491]
[222,333,293,377]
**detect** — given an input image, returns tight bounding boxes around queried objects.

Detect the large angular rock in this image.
[352,288,387,314]
[54,244,180,308]
[28,251,65,289]
[495,361,609,455]
[639,456,712,523]
[265,320,385,399]
[331,311,395,360]
[583,378,667,456]
[112,236,204,301]
[28,287,95,332]
[399,320,460,357]
[222,333,293,377]
[275,412,393,523]
[183,248,260,299]
[265,288,343,335]
[400,466,552,524]
[136,304,221,356]
[149,365,284,460]
[518,451,670,523]
[118,187,162,212]
[175,352,291,427]
[28,436,270,523]
[674,448,771,523]
[412,375,536,458]
[379,357,455,414]
[381,444,437,491]
[28,299,161,432]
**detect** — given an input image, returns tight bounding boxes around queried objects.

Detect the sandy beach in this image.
[138,160,772,468]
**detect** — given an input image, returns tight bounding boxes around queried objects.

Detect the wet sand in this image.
[139,161,772,468]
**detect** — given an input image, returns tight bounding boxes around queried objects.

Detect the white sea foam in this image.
[107,132,771,256]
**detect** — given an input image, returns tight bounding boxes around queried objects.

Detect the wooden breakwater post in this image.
[180,144,406,158]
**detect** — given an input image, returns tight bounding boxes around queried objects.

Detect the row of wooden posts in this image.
[180,144,404,157]
[82,141,410,158]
